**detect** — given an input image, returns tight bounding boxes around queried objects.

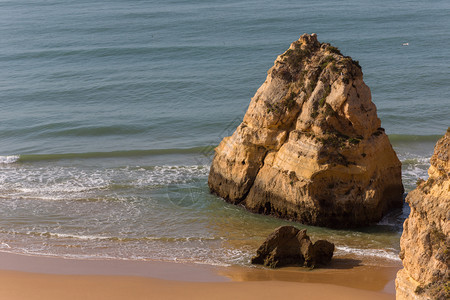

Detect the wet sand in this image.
[0,251,398,300]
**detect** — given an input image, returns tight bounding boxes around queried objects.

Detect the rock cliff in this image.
[208,33,404,228]
[396,129,449,300]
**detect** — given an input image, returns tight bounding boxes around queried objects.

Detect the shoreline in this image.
[0,251,399,300]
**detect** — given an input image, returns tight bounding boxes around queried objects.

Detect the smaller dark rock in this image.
[251,225,334,268]
[312,240,335,266]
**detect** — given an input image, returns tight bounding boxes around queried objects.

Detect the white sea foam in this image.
[0,155,20,164]
[0,164,210,201]
[335,246,401,261]
[398,152,432,191]
[133,165,210,187]
[0,242,11,249]
[4,249,119,261]
[191,260,231,267]
[42,232,113,241]
[0,247,235,267]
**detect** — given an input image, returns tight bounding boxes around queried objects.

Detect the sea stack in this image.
[396,129,449,300]
[208,33,404,228]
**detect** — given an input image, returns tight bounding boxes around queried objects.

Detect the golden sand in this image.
[0,252,397,300]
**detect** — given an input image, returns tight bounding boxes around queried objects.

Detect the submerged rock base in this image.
[396,129,450,300]
[251,226,334,268]
[208,33,403,228]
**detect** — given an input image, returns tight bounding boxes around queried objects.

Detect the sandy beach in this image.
[0,251,398,300]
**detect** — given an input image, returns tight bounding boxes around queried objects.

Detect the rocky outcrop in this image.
[251,226,334,268]
[208,33,403,228]
[396,129,450,300]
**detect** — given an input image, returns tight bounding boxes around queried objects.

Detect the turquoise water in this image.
[0,0,448,266]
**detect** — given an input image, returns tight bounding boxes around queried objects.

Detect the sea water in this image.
[0,0,449,267]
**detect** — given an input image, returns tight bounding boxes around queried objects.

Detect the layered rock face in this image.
[396,129,449,300]
[208,34,404,228]
[251,226,334,268]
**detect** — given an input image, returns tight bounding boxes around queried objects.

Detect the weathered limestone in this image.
[396,129,449,300]
[251,226,334,268]
[208,33,404,228]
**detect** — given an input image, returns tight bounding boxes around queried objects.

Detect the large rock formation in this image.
[251,226,334,268]
[396,129,449,300]
[208,33,403,228]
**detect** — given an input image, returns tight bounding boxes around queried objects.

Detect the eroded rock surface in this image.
[251,225,334,268]
[208,33,403,228]
[396,129,450,300]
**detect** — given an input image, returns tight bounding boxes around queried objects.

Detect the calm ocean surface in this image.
[0,0,448,266]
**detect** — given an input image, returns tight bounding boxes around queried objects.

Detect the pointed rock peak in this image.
[208,34,403,228]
